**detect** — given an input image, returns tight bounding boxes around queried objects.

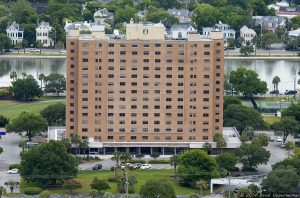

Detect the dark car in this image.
[269,90,279,95]
[284,90,297,95]
[92,164,102,170]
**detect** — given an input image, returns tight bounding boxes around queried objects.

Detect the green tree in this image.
[5,181,17,193]
[178,149,220,185]
[272,116,300,143]
[215,153,237,171]
[38,73,45,90]
[6,111,48,141]
[240,133,249,144]
[285,141,295,158]
[213,133,227,153]
[272,76,281,93]
[240,45,254,56]
[0,33,12,53]
[10,74,43,101]
[261,166,299,193]
[90,177,110,194]
[202,142,212,154]
[195,180,208,196]
[229,67,268,109]
[0,147,3,154]
[112,151,122,166]
[115,6,136,24]
[63,179,82,194]
[0,114,9,127]
[44,73,66,96]
[10,0,36,24]
[242,126,255,139]
[140,180,176,198]
[235,142,271,170]
[18,140,27,152]
[150,152,160,160]
[223,96,242,109]
[79,139,89,158]
[255,133,269,147]
[282,104,300,122]
[147,7,178,28]
[40,103,66,126]
[262,31,278,55]
[20,140,78,185]
[170,154,180,179]
[9,71,17,82]
[0,186,6,198]
[224,104,265,133]
[120,152,132,164]
[192,4,222,31]
[61,138,72,153]
[135,153,144,159]
[71,134,81,155]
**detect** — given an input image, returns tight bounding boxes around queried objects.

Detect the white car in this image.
[140,164,151,169]
[59,49,66,53]
[7,168,19,174]
[30,48,40,53]
[120,164,126,170]
[276,137,283,142]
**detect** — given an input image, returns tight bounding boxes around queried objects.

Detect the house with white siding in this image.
[36,21,54,47]
[6,21,23,45]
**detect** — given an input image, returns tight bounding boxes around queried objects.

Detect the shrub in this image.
[23,187,42,195]
[9,164,21,170]
[148,160,170,164]
[0,147,3,154]
[39,190,50,198]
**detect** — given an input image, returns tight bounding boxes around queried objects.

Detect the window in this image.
[131,74,137,78]
[155,51,161,55]
[108,43,114,47]
[155,44,161,47]
[204,44,210,48]
[155,66,161,70]
[144,51,149,55]
[165,136,172,140]
[120,51,126,55]
[203,113,209,117]
[82,58,88,62]
[108,74,114,78]
[167,44,172,47]
[143,59,149,62]
[82,65,88,70]
[132,51,138,55]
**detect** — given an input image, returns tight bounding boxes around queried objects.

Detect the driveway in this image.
[0,133,22,193]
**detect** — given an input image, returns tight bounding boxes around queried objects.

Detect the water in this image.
[0,58,299,93]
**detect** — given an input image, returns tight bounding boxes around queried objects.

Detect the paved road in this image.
[0,133,22,193]
[225,48,297,56]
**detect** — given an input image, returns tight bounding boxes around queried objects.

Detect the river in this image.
[0,58,299,93]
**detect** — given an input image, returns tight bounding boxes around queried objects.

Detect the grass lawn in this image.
[21,169,199,195]
[263,116,280,126]
[0,97,65,120]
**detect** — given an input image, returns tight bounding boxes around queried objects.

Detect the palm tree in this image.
[120,152,132,164]
[240,133,249,144]
[272,76,281,94]
[38,73,45,90]
[111,151,122,166]
[71,134,81,155]
[80,139,89,158]
[62,138,72,153]
[21,72,27,78]
[170,154,180,179]
[195,180,208,196]
[202,142,212,154]
[285,141,294,158]
[0,186,6,198]
[9,71,17,82]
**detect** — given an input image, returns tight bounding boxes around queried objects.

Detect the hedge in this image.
[23,187,42,195]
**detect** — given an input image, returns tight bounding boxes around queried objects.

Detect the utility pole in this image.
[125,171,129,195]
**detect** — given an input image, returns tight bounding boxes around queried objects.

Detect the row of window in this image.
[84,135,209,141]
[81,50,219,56]
[80,105,213,110]
[75,42,219,48]
[80,58,221,63]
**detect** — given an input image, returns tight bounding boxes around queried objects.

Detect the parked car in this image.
[280,143,286,148]
[92,164,102,170]
[89,151,98,155]
[284,90,297,95]
[140,164,151,170]
[7,168,19,174]
[270,90,279,95]
[59,49,66,53]
[276,137,283,142]
[269,136,275,142]
[29,48,40,53]
[120,164,126,170]
[133,163,141,169]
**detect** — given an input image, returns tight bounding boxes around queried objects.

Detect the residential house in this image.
[276,6,300,19]
[288,29,300,39]
[203,22,235,46]
[94,8,114,22]
[268,0,289,11]
[168,8,191,23]
[6,21,23,45]
[169,23,196,39]
[252,16,286,32]
[35,21,54,47]
[240,25,257,45]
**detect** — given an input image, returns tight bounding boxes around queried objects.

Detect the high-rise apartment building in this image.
[65,21,224,155]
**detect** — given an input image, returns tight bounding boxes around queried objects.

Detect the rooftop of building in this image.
[65,20,223,41]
